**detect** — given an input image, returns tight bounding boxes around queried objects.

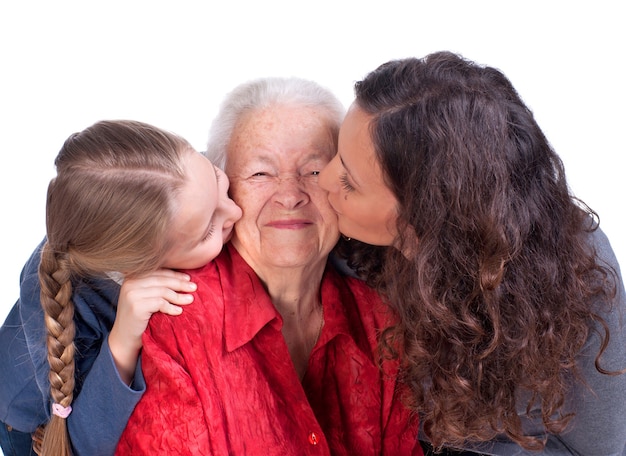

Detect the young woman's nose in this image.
[318,155,338,193]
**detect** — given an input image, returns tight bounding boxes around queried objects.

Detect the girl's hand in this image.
[108,269,197,383]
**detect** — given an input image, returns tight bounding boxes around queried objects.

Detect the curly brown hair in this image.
[340,52,619,450]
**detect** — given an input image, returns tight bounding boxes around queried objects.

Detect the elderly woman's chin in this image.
[271,230,337,265]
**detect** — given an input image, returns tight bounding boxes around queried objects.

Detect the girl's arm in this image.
[70,269,196,456]
[108,270,196,384]
[1,240,198,456]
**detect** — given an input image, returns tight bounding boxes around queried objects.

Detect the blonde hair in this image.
[37,120,191,456]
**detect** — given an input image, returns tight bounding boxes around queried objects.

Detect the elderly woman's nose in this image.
[272,176,309,208]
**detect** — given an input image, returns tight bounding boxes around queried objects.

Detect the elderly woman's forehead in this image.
[233,148,333,167]
[246,103,338,126]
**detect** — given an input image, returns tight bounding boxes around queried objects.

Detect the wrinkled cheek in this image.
[232,221,253,240]
[317,210,340,245]
[323,229,341,254]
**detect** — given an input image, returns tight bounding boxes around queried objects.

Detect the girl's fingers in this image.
[158,301,189,316]
[159,288,195,306]
[123,274,197,293]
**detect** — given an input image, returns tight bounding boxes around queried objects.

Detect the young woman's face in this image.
[163,150,242,270]
[319,103,399,246]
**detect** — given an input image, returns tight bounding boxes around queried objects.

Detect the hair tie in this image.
[52,403,72,419]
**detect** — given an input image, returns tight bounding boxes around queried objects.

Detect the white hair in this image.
[204,77,345,169]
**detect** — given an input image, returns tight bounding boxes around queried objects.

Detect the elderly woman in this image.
[115,78,422,455]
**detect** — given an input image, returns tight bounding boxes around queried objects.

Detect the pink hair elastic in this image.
[52,403,72,419]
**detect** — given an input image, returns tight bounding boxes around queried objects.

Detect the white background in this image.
[1,0,624,327]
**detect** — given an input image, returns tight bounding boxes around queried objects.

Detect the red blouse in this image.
[116,245,422,455]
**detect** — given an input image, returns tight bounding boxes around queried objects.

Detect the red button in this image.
[308,432,319,445]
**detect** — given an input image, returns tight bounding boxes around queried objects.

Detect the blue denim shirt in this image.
[0,240,145,456]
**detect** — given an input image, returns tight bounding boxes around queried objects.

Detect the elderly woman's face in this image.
[225,105,339,271]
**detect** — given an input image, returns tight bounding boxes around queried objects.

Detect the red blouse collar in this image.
[218,244,360,356]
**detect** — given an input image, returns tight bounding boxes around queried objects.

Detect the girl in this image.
[0,120,241,456]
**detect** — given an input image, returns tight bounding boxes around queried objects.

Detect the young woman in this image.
[0,120,241,456]
[319,52,626,455]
